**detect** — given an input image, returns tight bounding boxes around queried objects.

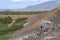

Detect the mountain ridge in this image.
[19,0,60,11]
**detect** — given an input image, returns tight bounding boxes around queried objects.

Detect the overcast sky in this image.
[0,0,52,9]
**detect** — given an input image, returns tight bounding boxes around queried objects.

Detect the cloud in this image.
[12,0,39,2]
[0,0,51,3]
[12,0,51,3]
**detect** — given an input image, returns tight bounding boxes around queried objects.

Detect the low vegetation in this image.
[0,11,46,15]
[0,16,27,40]
[0,16,12,24]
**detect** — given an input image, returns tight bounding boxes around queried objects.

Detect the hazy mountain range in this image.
[0,0,60,11]
[19,0,60,11]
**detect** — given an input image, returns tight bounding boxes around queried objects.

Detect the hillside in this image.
[9,7,60,40]
[50,7,60,24]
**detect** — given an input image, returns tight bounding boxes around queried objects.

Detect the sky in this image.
[0,0,52,9]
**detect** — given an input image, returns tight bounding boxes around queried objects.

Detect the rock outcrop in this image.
[16,20,60,40]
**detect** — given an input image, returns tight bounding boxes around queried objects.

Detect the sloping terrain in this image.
[9,7,60,40]
[50,8,60,24]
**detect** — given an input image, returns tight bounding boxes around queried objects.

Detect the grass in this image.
[11,18,27,30]
[0,24,13,40]
[0,31,14,40]
[0,18,27,40]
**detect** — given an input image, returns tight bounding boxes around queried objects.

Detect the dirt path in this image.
[8,20,16,27]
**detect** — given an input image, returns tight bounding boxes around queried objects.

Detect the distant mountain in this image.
[20,0,60,11]
[0,0,60,11]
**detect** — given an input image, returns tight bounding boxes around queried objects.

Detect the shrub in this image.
[0,16,12,24]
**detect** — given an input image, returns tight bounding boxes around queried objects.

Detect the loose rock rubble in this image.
[10,20,60,40]
[23,20,60,40]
